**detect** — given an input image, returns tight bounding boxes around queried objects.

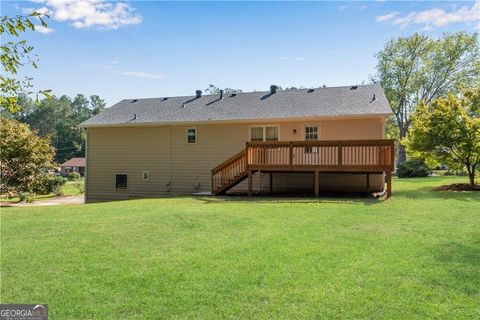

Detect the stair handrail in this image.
[211,149,247,175]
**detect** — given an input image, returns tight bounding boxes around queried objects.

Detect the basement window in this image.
[115,174,127,189]
[142,171,150,181]
[187,128,197,144]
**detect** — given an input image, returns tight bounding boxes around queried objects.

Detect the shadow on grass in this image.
[393,186,479,202]
[194,194,383,206]
[431,241,480,295]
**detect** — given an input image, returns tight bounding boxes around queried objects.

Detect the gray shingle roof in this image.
[80,84,392,127]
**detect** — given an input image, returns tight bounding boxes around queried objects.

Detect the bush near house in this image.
[67,172,81,181]
[397,159,431,178]
[0,118,56,198]
[34,175,67,196]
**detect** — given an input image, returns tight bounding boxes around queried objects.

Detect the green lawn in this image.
[1,176,479,319]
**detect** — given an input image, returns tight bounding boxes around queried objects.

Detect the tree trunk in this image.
[397,126,408,164]
[398,145,407,164]
[467,165,476,186]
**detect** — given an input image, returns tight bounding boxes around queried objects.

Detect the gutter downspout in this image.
[84,127,88,203]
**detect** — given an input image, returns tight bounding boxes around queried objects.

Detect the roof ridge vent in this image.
[162,97,168,101]
[230,93,237,97]
[307,89,315,93]
[350,85,358,90]
[131,99,138,103]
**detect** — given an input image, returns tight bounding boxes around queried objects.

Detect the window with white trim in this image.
[305,125,318,141]
[304,125,319,153]
[250,126,279,142]
[187,128,197,144]
[250,127,264,142]
[265,127,278,141]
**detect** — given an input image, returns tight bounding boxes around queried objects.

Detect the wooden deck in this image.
[211,139,395,197]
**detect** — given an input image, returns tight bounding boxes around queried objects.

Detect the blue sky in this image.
[2,0,479,106]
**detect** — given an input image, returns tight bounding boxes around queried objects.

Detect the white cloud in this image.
[34,25,54,34]
[280,56,305,61]
[102,62,165,79]
[376,0,480,29]
[121,71,165,79]
[28,0,142,30]
[376,11,399,22]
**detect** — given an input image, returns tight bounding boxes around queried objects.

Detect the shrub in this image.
[72,181,85,194]
[67,172,81,181]
[34,175,66,196]
[18,193,34,203]
[0,118,55,197]
[397,160,431,178]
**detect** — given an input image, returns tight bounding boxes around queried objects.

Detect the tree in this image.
[90,95,106,115]
[0,117,55,197]
[1,13,51,112]
[204,84,243,95]
[374,32,480,163]
[406,88,480,186]
[18,94,105,162]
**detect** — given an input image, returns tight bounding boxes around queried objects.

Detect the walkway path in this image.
[1,195,84,207]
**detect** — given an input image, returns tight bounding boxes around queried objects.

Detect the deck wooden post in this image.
[386,171,392,198]
[211,172,214,194]
[269,173,273,194]
[248,170,253,197]
[314,170,319,197]
[289,142,293,169]
[337,143,343,167]
[366,173,370,193]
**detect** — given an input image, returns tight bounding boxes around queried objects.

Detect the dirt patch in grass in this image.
[433,183,480,192]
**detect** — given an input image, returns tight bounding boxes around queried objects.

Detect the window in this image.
[115,174,127,189]
[187,128,197,144]
[142,171,150,181]
[304,125,319,153]
[305,125,318,140]
[265,127,278,141]
[250,126,279,142]
[250,127,264,142]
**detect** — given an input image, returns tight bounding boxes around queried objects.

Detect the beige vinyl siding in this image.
[86,127,172,202]
[86,117,386,202]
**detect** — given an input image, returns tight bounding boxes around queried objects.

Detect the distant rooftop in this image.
[60,157,85,167]
[81,84,392,127]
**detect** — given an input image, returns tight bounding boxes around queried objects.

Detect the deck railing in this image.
[246,140,394,172]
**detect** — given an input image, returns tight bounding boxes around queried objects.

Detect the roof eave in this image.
[80,113,394,128]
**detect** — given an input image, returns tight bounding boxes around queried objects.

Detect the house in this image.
[60,157,85,176]
[80,84,394,203]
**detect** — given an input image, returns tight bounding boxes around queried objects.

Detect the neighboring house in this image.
[80,84,394,203]
[60,157,85,176]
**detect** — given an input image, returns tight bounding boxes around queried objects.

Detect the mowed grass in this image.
[1,177,479,319]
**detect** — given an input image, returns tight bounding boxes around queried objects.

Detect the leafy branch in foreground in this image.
[1,12,51,113]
